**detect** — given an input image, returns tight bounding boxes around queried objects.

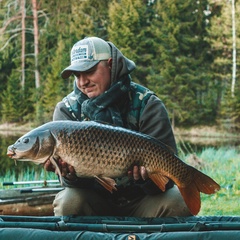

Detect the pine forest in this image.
[0,0,239,131]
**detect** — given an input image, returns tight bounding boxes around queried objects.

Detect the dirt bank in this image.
[0,122,239,139]
[0,122,34,135]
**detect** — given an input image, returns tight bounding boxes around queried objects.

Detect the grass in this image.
[1,147,239,216]
[1,167,58,189]
[183,147,240,216]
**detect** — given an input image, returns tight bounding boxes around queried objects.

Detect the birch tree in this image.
[231,0,236,97]
[21,0,26,88]
[31,0,40,88]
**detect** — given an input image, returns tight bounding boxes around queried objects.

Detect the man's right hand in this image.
[44,159,56,173]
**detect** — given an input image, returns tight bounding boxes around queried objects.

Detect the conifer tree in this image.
[41,38,72,122]
[208,0,240,130]
[71,0,110,39]
[1,72,24,122]
[147,0,214,125]
[108,0,152,85]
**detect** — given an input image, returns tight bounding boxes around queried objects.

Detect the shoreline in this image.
[0,122,34,136]
[0,122,239,139]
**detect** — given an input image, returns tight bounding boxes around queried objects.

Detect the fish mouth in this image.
[7,149,16,158]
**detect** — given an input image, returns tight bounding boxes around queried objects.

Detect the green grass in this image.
[184,147,240,216]
[1,167,58,189]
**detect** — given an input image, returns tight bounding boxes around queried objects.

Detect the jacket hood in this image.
[107,42,136,84]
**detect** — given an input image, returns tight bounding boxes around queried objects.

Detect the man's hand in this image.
[128,165,148,182]
[44,159,77,180]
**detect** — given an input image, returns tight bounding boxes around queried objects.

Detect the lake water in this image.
[1,132,240,178]
[176,134,240,154]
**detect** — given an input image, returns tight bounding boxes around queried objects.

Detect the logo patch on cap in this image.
[71,45,89,63]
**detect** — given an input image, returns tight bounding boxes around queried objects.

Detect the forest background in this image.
[0,0,239,131]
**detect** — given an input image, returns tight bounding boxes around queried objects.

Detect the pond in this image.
[176,134,240,154]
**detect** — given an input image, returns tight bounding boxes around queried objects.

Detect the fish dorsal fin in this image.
[148,172,170,192]
[94,175,117,193]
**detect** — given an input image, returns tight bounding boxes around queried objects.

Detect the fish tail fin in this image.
[178,183,201,215]
[178,168,220,215]
[193,168,221,194]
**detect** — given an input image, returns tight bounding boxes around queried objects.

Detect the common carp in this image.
[7,120,220,215]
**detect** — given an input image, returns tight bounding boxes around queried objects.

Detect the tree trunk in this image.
[231,0,236,97]
[32,0,40,88]
[21,0,26,89]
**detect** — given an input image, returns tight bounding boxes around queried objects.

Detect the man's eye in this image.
[86,68,96,74]
[73,72,81,77]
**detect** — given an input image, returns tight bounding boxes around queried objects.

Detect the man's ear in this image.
[108,58,112,68]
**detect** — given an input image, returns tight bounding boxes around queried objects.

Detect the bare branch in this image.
[1,28,33,34]
[0,33,19,51]
[0,15,22,34]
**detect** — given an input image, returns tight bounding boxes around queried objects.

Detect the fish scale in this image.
[7,120,220,215]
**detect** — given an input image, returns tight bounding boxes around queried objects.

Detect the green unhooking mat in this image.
[0,215,240,239]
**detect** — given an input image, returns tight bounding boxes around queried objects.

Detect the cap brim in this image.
[61,60,100,79]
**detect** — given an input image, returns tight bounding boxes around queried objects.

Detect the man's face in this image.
[74,59,112,98]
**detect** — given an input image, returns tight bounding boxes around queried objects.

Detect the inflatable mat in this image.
[0,215,239,239]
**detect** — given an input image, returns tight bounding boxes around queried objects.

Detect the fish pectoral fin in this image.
[94,175,117,193]
[49,156,63,186]
[148,172,169,192]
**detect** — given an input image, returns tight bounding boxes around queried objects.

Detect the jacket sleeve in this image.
[53,101,77,121]
[61,176,95,188]
[137,95,177,194]
[139,95,177,154]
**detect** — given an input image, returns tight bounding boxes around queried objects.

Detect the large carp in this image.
[7,120,220,215]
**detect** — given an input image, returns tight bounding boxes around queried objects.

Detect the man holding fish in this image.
[43,36,192,217]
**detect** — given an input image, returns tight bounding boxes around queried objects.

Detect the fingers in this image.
[44,159,76,180]
[59,160,76,180]
[60,161,68,176]
[133,166,140,181]
[140,166,148,180]
[129,165,148,181]
[43,160,55,172]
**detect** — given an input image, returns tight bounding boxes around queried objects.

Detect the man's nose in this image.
[76,73,88,87]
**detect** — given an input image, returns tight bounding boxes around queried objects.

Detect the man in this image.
[45,36,191,217]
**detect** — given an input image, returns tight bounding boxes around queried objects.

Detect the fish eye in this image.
[23,138,30,144]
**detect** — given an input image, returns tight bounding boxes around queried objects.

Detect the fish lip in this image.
[7,149,16,158]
